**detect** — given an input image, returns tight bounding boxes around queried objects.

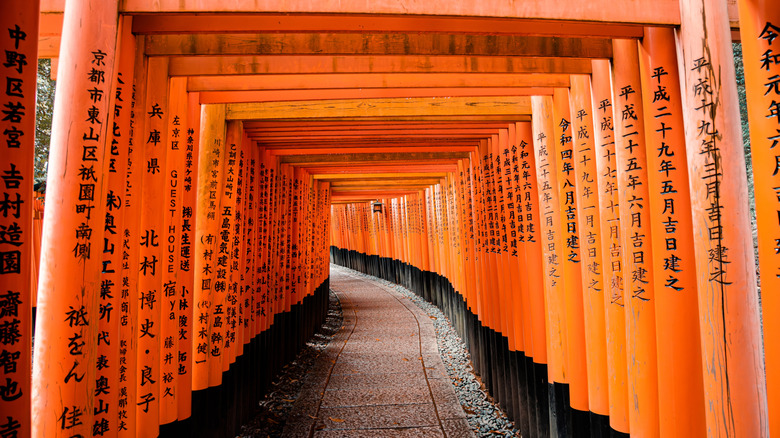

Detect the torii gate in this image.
[1,0,778,437]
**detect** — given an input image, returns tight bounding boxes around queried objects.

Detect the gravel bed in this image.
[345,268,520,437]
[238,291,343,438]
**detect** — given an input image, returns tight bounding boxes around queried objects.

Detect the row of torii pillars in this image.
[1,0,780,437]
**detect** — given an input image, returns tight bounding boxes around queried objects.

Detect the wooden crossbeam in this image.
[279,152,470,163]
[226,96,532,120]
[145,33,613,58]
[168,55,593,76]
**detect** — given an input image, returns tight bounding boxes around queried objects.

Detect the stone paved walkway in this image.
[283,265,474,437]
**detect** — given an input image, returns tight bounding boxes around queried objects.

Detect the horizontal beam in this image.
[187,73,570,91]
[41,0,683,26]
[132,13,645,38]
[314,172,448,180]
[266,146,480,154]
[279,152,470,163]
[225,96,532,120]
[145,33,613,58]
[328,178,444,186]
[169,55,593,76]
[199,87,553,103]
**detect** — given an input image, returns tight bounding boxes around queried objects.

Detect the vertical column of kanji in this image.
[0,2,37,436]
[552,88,589,420]
[506,126,531,363]
[192,104,227,392]
[177,91,200,421]
[478,140,497,336]
[159,76,187,425]
[117,36,148,438]
[517,121,550,437]
[679,0,768,433]
[257,151,272,335]
[612,39,659,437]
[531,95,568,397]
[456,161,472,309]
[569,75,610,421]
[217,121,240,374]
[290,167,302,310]
[737,1,780,433]
[32,0,118,435]
[238,135,253,355]
[590,59,629,434]
[245,144,258,345]
[135,56,169,438]
[94,16,135,438]
[639,27,707,437]
[492,134,513,352]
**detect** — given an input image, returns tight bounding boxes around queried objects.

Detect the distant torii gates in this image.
[1,0,779,437]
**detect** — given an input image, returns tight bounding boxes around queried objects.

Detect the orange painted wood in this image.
[177,91,201,420]
[168,55,594,77]
[552,87,588,413]
[135,56,170,437]
[679,0,769,434]
[0,2,38,436]
[199,88,554,104]
[639,27,706,437]
[93,16,135,438]
[516,122,548,366]
[569,74,609,417]
[531,95,568,385]
[144,33,613,59]
[737,1,780,433]
[612,38,659,437]
[32,0,118,435]
[192,104,227,390]
[590,58,629,433]
[159,76,188,424]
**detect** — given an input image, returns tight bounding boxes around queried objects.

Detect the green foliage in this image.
[35,58,56,184]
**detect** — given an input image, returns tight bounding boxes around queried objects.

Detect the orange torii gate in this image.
[2,0,779,437]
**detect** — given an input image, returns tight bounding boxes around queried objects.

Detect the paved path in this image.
[284,265,474,437]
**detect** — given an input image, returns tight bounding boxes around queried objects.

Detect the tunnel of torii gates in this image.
[3,0,780,437]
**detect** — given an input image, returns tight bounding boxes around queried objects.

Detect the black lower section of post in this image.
[331,246,622,438]
[160,277,330,438]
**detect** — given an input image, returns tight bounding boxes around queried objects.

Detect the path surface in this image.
[283,265,474,437]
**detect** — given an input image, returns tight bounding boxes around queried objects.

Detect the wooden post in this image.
[591,58,630,434]
[552,88,589,420]
[531,95,569,436]
[32,0,119,436]
[736,0,780,433]
[136,56,170,438]
[612,38,660,437]
[95,15,135,438]
[639,26,707,437]
[0,2,38,437]
[679,0,769,434]
[192,104,227,391]
[569,75,610,421]
[177,91,200,420]
[160,76,187,425]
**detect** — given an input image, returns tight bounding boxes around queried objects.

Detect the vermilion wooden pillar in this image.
[192,104,227,391]
[531,95,569,411]
[552,88,589,418]
[612,38,660,437]
[178,91,200,421]
[737,0,780,433]
[95,16,135,438]
[160,76,187,425]
[136,56,170,438]
[590,58,630,434]
[569,75,610,421]
[0,2,38,436]
[639,27,706,437]
[679,0,769,435]
[32,0,119,436]
[517,122,548,387]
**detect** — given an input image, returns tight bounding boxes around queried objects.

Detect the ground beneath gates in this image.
[282,265,475,437]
